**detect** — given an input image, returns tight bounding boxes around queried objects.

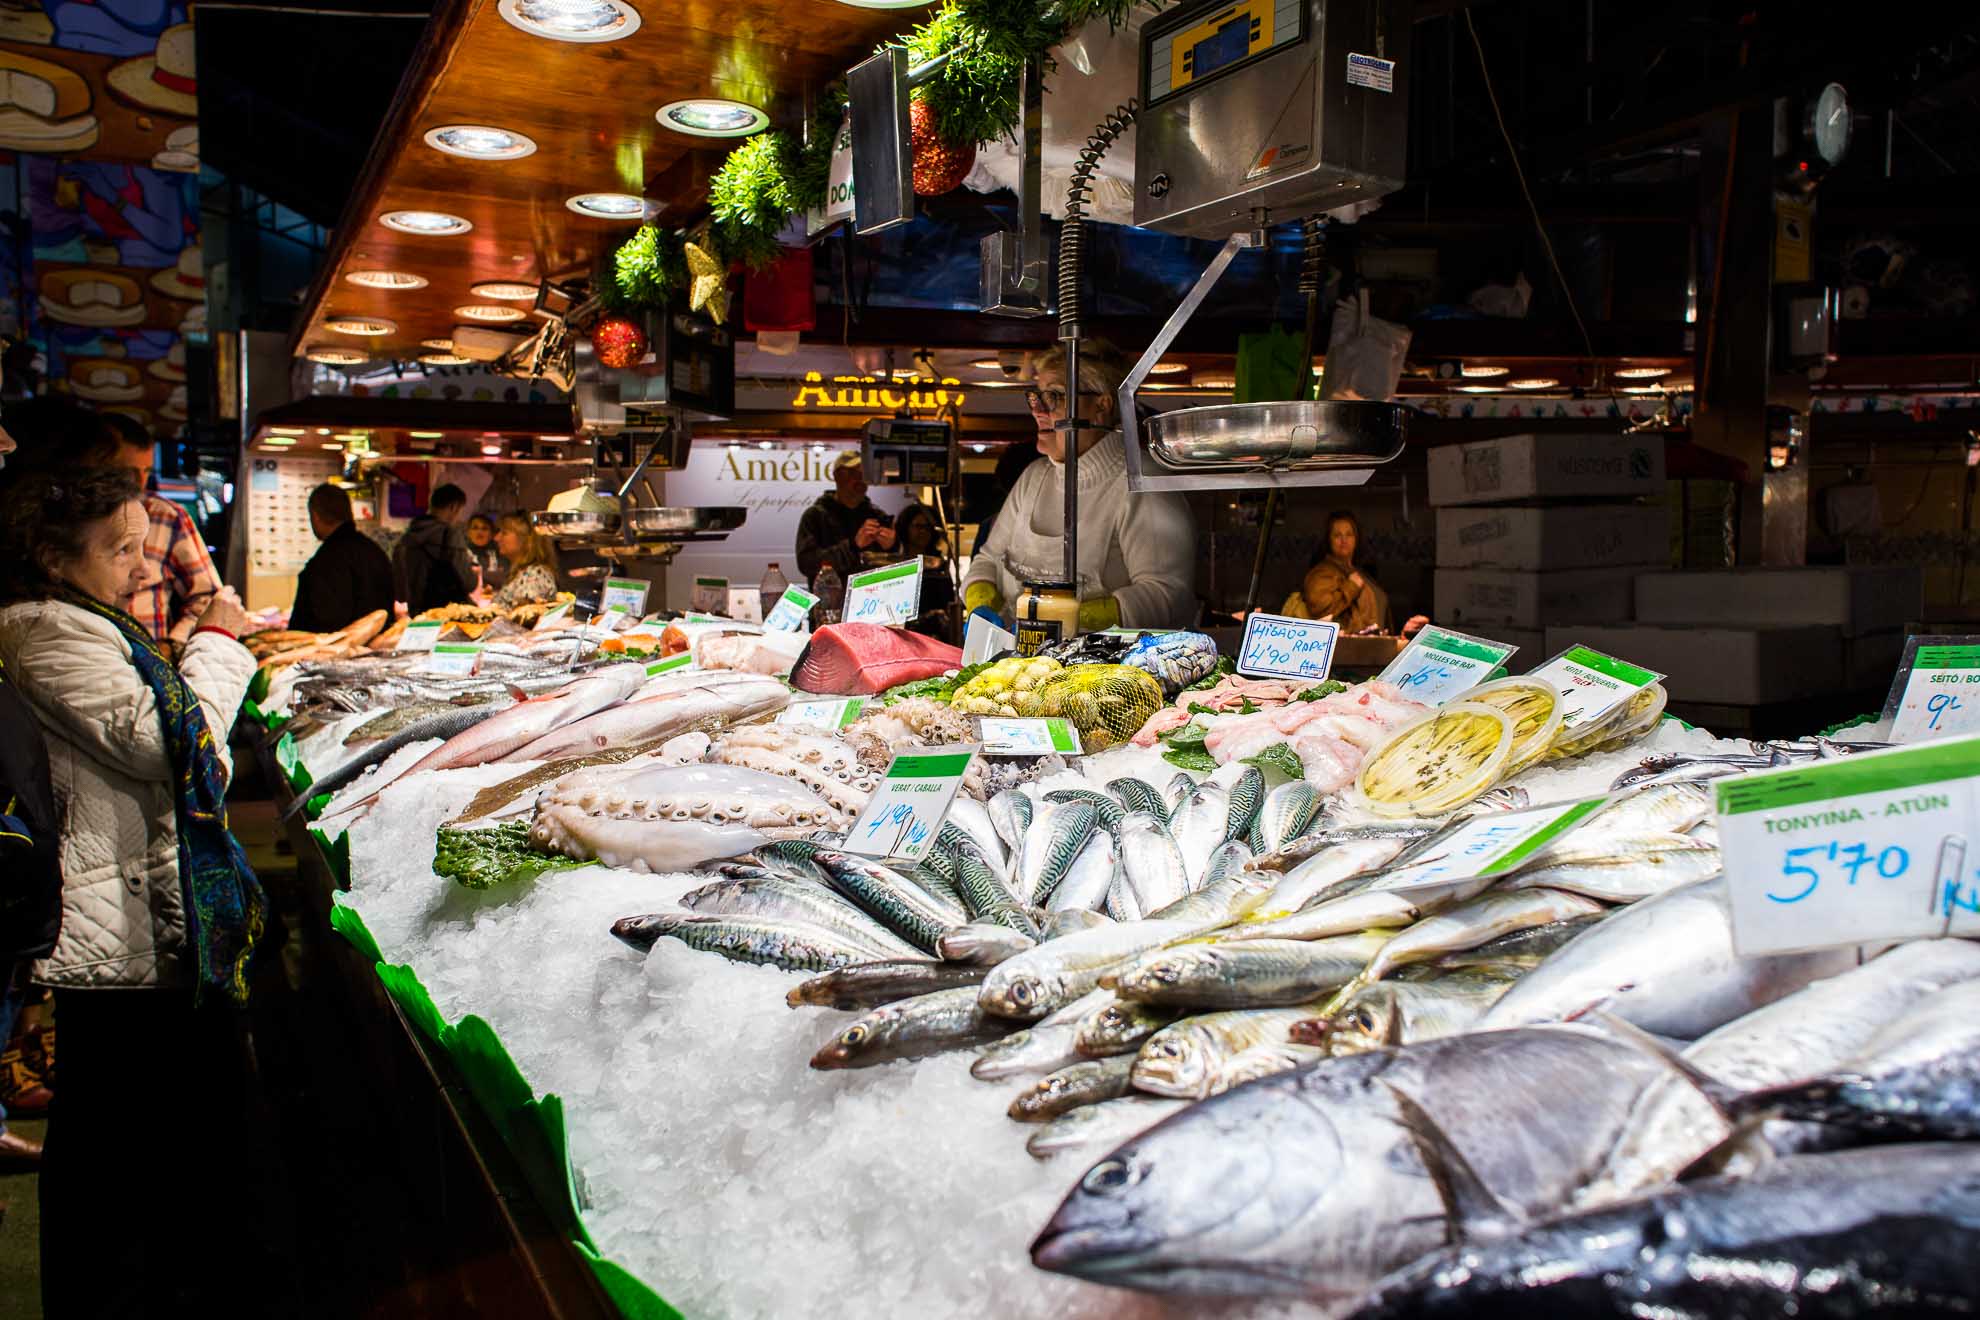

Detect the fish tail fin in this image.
[1382,1083,1521,1243]
[1585,1008,1740,1114]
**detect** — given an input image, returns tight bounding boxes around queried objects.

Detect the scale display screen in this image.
[1145,0,1303,104]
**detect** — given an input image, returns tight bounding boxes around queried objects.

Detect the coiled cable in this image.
[1057,99,1138,343]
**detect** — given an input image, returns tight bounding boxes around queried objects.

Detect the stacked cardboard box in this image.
[1429,434,1668,665]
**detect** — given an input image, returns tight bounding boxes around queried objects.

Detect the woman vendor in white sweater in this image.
[962,341,1197,632]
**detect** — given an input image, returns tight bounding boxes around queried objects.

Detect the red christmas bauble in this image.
[909,98,976,197]
[590,315,646,370]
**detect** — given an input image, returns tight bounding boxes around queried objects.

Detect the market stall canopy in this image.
[292,0,908,367]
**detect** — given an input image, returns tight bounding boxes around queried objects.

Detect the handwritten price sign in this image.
[1379,627,1515,706]
[1887,640,1980,744]
[842,747,976,863]
[1236,613,1340,682]
[1719,734,1980,955]
[844,558,922,626]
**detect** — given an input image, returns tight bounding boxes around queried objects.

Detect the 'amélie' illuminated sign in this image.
[789,371,966,413]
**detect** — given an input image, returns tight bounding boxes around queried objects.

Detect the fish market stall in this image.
[246,591,1980,1320]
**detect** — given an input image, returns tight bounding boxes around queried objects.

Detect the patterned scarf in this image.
[60,586,265,1003]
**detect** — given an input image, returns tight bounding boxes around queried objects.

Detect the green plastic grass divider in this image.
[308,827,351,888]
[577,1243,686,1320]
[328,894,383,964]
[274,732,313,793]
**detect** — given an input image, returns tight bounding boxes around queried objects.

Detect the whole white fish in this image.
[500,673,789,763]
[1049,829,1120,915]
[1577,937,1980,1207]
[946,796,1009,878]
[1251,837,1413,921]
[979,919,1195,1021]
[1361,887,1607,984]
[1168,783,1229,889]
[1478,876,1863,1039]
[1113,812,1190,921]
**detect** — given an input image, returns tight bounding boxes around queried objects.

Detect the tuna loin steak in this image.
[792,623,962,695]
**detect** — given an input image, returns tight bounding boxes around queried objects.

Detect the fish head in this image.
[1131,1024,1218,1099]
[980,967,1057,1021]
[1323,989,1405,1056]
[1113,949,1201,998]
[1032,1074,1347,1295]
[608,913,672,954]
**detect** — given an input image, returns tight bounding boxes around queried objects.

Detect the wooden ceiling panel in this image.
[296,0,906,362]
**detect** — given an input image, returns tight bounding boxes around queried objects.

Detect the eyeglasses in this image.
[1025,386,1103,414]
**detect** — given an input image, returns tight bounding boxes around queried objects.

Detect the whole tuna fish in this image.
[1032,1025,1672,1303]
[1347,1144,1980,1319]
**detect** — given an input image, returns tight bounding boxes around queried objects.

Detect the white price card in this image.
[1718,735,1980,955]
[725,587,764,624]
[643,653,696,677]
[1528,645,1662,729]
[418,642,482,676]
[1236,613,1339,682]
[976,717,1082,756]
[600,577,649,616]
[1373,796,1612,902]
[961,611,1017,664]
[844,558,923,626]
[777,696,867,729]
[843,746,977,863]
[1379,627,1516,706]
[395,619,443,652]
[1883,638,1980,744]
[532,602,572,630]
[690,576,728,612]
[764,586,818,632]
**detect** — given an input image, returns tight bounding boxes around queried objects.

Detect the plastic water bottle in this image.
[812,563,843,626]
[759,562,789,618]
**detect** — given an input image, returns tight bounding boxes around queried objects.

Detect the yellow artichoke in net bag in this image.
[949,656,1063,717]
[1028,664,1164,752]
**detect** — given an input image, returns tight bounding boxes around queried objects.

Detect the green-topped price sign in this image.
[1379,627,1517,706]
[1884,637,1980,744]
[1718,734,1980,955]
[600,577,649,615]
[690,577,728,612]
[1373,796,1611,902]
[643,653,695,677]
[1528,645,1661,728]
[844,558,922,626]
[777,696,867,728]
[418,642,482,676]
[843,746,976,862]
[976,716,1082,756]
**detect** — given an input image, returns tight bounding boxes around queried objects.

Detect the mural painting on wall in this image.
[0,2,201,433]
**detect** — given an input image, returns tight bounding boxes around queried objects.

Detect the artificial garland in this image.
[604,0,1156,317]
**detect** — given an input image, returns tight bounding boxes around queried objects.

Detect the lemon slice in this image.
[1458,676,1563,779]
[1357,701,1513,818]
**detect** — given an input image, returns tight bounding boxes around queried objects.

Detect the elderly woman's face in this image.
[1027,364,1117,463]
[495,523,526,559]
[53,497,151,607]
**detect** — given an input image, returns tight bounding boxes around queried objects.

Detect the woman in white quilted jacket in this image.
[0,465,294,1315]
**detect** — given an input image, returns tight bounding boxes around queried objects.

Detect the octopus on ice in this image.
[528,764,845,874]
[707,724,884,816]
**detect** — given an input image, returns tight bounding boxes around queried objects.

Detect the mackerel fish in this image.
[785,959,981,1011]
[1107,935,1393,1010]
[1008,1053,1137,1121]
[1025,1096,1187,1161]
[1130,1006,1325,1100]
[810,985,1014,1069]
[609,912,878,972]
[978,919,1196,1020]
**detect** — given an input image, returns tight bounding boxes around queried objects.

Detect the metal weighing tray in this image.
[625,506,746,537]
[531,508,621,536]
[1144,400,1406,471]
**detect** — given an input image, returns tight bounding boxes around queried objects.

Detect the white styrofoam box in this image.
[1457,625,1548,674]
[1435,567,1639,629]
[1843,630,1906,693]
[1427,433,1667,507]
[1543,623,1844,706]
[1633,566,1923,637]
[1435,504,1668,571]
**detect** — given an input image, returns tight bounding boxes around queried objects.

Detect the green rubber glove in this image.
[963,581,1004,615]
[1076,595,1121,632]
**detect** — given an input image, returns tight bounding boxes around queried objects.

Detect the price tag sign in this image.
[690,576,728,612]
[1380,627,1517,706]
[600,577,650,616]
[395,619,442,652]
[1236,613,1340,682]
[1884,638,1980,744]
[418,642,482,676]
[532,602,572,630]
[1717,736,1980,955]
[1372,796,1612,900]
[1529,645,1662,729]
[643,653,696,677]
[764,586,818,632]
[844,558,922,626]
[725,587,764,624]
[962,611,1017,664]
[843,746,977,863]
[777,695,867,729]
[976,717,1082,756]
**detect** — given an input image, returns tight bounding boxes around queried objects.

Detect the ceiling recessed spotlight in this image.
[419,338,455,351]
[832,1,935,7]
[344,269,428,290]
[424,124,537,160]
[409,430,445,438]
[306,345,369,364]
[380,210,472,235]
[1460,364,1510,378]
[1615,366,1671,380]
[471,281,539,302]
[657,98,768,138]
[498,0,640,41]
[420,352,473,366]
[1193,376,1236,390]
[1149,361,1188,375]
[1142,382,1186,391]
[1509,377,1560,390]
[480,442,505,456]
[268,426,306,435]
[969,358,1002,370]
[323,317,395,337]
[565,192,646,220]
[975,379,1025,388]
[333,433,369,443]
[1456,385,1502,393]
[1620,384,1666,394]
[322,441,344,449]
[263,437,297,447]
[455,303,527,323]
[539,434,571,442]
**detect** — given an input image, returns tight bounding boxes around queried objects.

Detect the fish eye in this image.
[1011,982,1034,1005]
[1082,1159,1132,1195]
[842,1025,866,1046]
[1351,1009,1376,1031]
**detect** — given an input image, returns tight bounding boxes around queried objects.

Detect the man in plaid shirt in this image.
[101,416,222,644]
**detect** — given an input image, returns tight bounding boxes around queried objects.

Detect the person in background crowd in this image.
[894,502,957,640]
[97,413,224,646]
[1290,509,1419,634]
[796,451,896,586]
[289,483,395,633]
[478,511,559,609]
[963,341,1197,631]
[0,466,295,1314]
[464,512,503,592]
[393,482,477,614]
[971,439,1038,556]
